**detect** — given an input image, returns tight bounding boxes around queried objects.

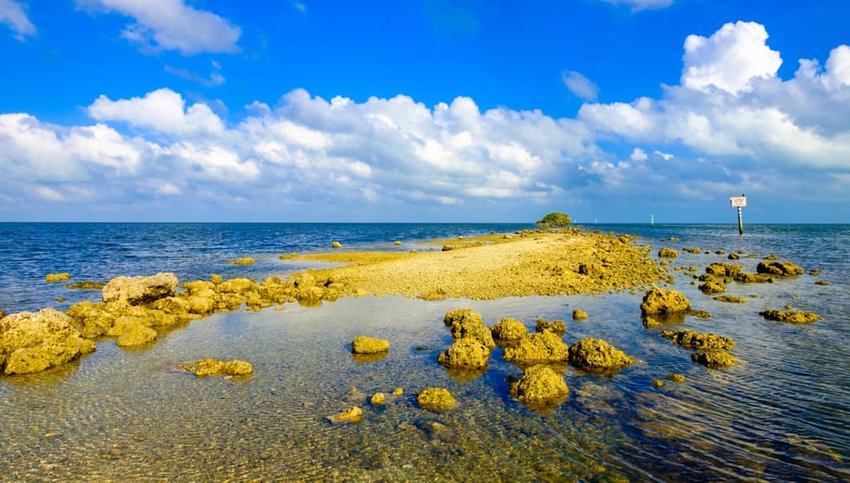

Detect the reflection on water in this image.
[1,225,850,480]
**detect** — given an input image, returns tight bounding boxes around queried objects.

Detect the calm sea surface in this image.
[0,223,848,480]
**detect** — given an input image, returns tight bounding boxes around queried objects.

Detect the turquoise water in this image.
[0,223,848,480]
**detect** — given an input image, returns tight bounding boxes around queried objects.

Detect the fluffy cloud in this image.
[563,71,599,101]
[88,88,224,136]
[77,0,241,54]
[0,0,35,39]
[682,21,782,94]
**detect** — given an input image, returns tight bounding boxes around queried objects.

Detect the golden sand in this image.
[290,230,666,300]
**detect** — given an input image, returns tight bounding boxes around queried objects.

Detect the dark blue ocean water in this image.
[1,222,848,480]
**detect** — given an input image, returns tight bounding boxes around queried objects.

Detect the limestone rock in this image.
[668,373,686,383]
[699,281,726,294]
[115,321,157,348]
[438,338,490,369]
[691,349,737,368]
[535,319,566,336]
[658,248,679,258]
[572,309,588,321]
[568,338,634,373]
[640,288,692,315]
[733,272,772,283]
[181,358,253,377]
[227,257,256,265]
[661,329,735,350]
[491,317,528,341]
[705,262,742,278]
[351,336,390,354]
[45,273,71,282]
[757,261,803,277]
[714,295,748,304]
[503,331,568,365]
[417,388,456,411]
[332,241,343,249]
[509,365,568,408]
[759,309,821,324]
[65,281,105,290]
[217,278,257,294]
[327,406,362,424]
[0,308,96,375]
[102,273,178,305]
[443,308,482,328]
[371,392,386,406]
[444,309,495,348]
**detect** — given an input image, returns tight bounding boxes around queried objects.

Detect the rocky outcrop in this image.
[503,331,568,365]
[45,273,71,282]
[417,388,456,411]
[691,349,737,368]
[756,261,804,277]
[351,336,390,354]
[760,309,821,324]
[0,308,95,375]
[640,288,692,315]
[705,262,742,278]
[102,273,178,305]
[509,365,568,408]
[181,358,253,377]
[490,317,527,341]
[567,338,634,373]
[535,319,566,336]
[661,329,735,350]
[438,338,490,369]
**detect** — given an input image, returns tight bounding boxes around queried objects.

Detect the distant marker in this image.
[729,194,747,235]
[650,214,654,226]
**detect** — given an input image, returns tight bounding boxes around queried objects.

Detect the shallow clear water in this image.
[1,223,849,480]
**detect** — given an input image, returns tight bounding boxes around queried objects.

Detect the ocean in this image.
[0,222,848,480]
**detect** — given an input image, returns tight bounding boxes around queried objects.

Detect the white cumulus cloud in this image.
[77,0,241,54]
[0,0,35,39]
[88,88,224,136]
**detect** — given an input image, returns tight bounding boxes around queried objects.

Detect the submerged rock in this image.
[691,349,737,368]
[66,281,106,290]
[759,309,821,324]
[814,280,831,286]
[45,273,71,282]
[728,253,741,260]
[661,329,735,350]
[503,331,569,365]
[417,387,456,411]
[509,365,568,408]
[572,308,588,321]
[102,273,178,305]
[668,373,686,383]
[535,318,566,336]
[652,379,665,388]
[714,295,748,304]
[351,336,390,354]
[0,308,96,375]
[371,392,386,406]
[658,248,679,258]
[327,406,362,424]
[227,257,256,265]
[733,272,772,283]
[568,338,635,373]
[640,288,692,316]
[438,338,490,369]
[490,317,528,341]
[756,261,804,277]
[114,318,157,348]
[181,358,253,377]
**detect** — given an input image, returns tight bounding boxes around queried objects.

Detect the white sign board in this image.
[730,196,747,208]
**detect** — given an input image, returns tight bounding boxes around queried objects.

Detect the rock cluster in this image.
[756,261,804,277]
[509,365,568,408]
[567,338,634,373]
[181,358,253,377]
[0,308,96,375]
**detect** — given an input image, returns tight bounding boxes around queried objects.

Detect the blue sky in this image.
[1,0,849,222]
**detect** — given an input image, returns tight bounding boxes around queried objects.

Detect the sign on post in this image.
[729,196,747,208]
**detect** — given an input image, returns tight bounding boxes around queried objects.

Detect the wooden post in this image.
[737,207,743,235]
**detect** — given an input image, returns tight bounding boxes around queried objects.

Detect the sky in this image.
[1,0,850,223]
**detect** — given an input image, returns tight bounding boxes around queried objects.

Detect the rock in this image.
[699,281,726,294]
[640,288,692,315]
[227,257,256,265]
[181,358,253,377]
[668,373,686,383]
[691,349,737,368]
[733,272,772,283]
[217,278,257,294]
[756,261,804,277]
[210,274,223,284]
[327,406,362,424]
[568,338,634,372]
[759,309,821,324]
[809,268,823,276]
[332,241,343,249]
[444,309,495,348]
[503,331,569,365]
[0,308,96,375]
[814,280,831,286]
[393,241,402,246]
[688,309,712,319]
[658,248,679,258]
[102,273,178,305]
[0,309,4,319]
[661,329,735,350]
[728,253,741,260]
[491,317,528,341]
[438,338,490,369]
[115,321,157,348]
[417,388,456,411]
[535,318,566,336]
[715,249,725,255]
[705,262,742,278]
[444,308,482,327]
[509,365,569,408]
[577,263,604,277]
[683,247,701,254]
[392,388,404,396]
[572,309,588,321]
[652,379,665,388]
[714,295,748,304]
[45,273,71,282]
[66,281,105,290]
[371,392,386,406]
[351,336,390,354]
